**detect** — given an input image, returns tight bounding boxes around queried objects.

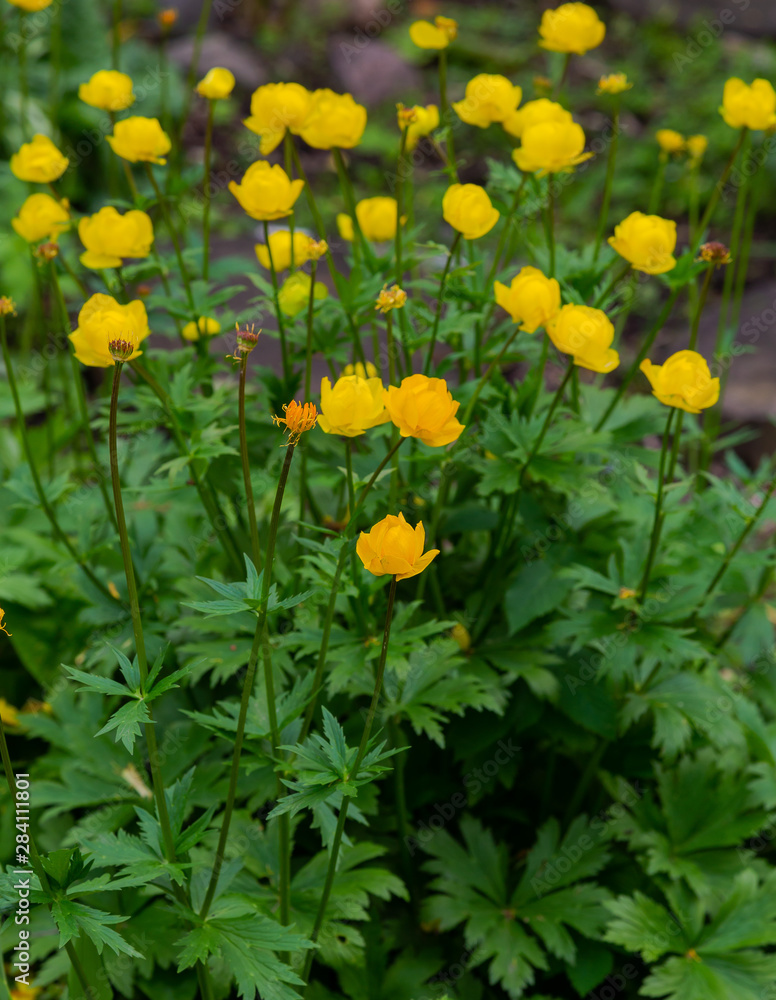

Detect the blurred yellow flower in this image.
[494,266,560,333]
[686,134,708,163]
[656,129,685,154]
[376,285,407,313]
[243,82,311,154]
[357,512,439,580]
[0,608,11,636]
[608,211,677,275]
[12,193,70,243]
[513,120,592,175]
[547,304,619,373]
[343,362,378,378]
[503,98,572,139]
[451,622,472,651]
[720,77,776,131]
[69,294,150,367]
[0,297,17,316]
[398,103,440,150]
[442,183,499,240]
[538,3,605,55]
[196,67,235,100]
[182,317,221,342]
[318,374,389,436]
[409,15,458,50]
[641,351,720,412]
[79,70,135,111]
[453,74,522,128]
[338,196,403,243]
[298,89,367,149]
[255,231,316,271]
[384,374,464,447]
[229,161,304,221]
[277,271,327,316]
[7,0,52,10]
[0,699,19,728]
[272,400,318,441]
[597,73,632,95]
[78,206,154,269]
[107,117,171,164]
[10,134,69,183]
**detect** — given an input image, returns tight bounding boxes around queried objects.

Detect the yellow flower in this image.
[308,239,328,260]
[7,0,51,10]
[538,3,605,55]
[338,197,403,243]
[182,316,221,342]
[298,89,367,150]
[10,134,69,183]
[451,623,472,651]
[383,374,464,447]
[196,67,235,100]
[318,374,389,437]
[398,103,440,150]
[597,73,632,95]
[228,161,304,221]
[686,134,708,163]
[0,297,17,316]
[272,400,318,442]
[12,193,70,243]
[408,15,458,50]
[0,699,19,728]
[608,211,677,275]
[107,117,171,164]
[442,184,499,240]
[357,512,439,580]
[243,82,312,155]
[69,294,150,367]
[547,304,619,373]
[493,266,560,333]
[78,206,154,269]
[376,285,407,313]
[452,74,522,128]
[277,272,327,317]
[656,129,685,154]
[513,120,592,175]
[78,70,135,111]
[640,351,720,413]
[343,362,378,378]
[503,98,572,139]
[255,231,316,271]
[0,607,11,636]
[720,77,776,131]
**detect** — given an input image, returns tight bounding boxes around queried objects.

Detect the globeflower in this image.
[12,194,70,243]
[513,120,592,175]
[182,317,221,342]
[408,15,457,49]
[494,267,560,333]
[547,304,618,373]
[640,351,720,413]
[78,70,135,111]
[78,207,154,269]
[318,374,389,436]
[196,67,235,100]
[375,285,407,313]
[503,98,572,139]
[720,78,776,131]
[538,3,605,55]
[10,134,69,183]
[686,134,708,164]
[442,184,499,240]
[383,374,464,447]
[608,211,677,275]
[357,513,439,580]
[277,272,327,317]
[656,129,685,155]
[228,162,304,221]
[69,294,150,367]
[298,89,367,149]
[398,103,439,150]
[597,73,631,95]
[243,82,311,154]
[107,117,171,164]
[452,74,522,128]
[255,231,316,271]
[337,197,403,243]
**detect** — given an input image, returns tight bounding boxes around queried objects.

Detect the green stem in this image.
[484,176,528,294]
[438,49,457,182]
[239,355,261,569]
[545,179,556,277]
[424,231,461,375]
[144,164,196,315]
[182,0,213,126]
[520,360,574,487]
[302,575,398,989]
[648,154,666,215]
[18,12,28,138]
[333,146,375,268]
[688,264,714,351]
[593,259,631,309]
[462,326,522,426]
[49,0,63,129]
[111,0,121,69]
[202,100,214,281]
[284,135,296,271]
[638,407,676,601]
[693,128,748,250]
[593,104,620,261]
[263,219,291,383]
[395,126,409,285]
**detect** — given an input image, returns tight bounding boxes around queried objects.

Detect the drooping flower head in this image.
[228,161,304,221]
[608,211,677,275]
[107,117,171,164]
[69,294,150,367]
[720,77,776,131]
[383,374,464,447]
[297,89,367,150]
[408,15,458,49]
[494,266,560,333]
[547,304,619,373]
[318,374,389,437]
[12,194,70,244]
[357,512,439,580]
[452,74,522,128]
[78,207,154,269]
[79,70,135,111]
[243,82,312,154]
[640,351,720,413]
[10,134,69,183]
[513,120,592,175]
[442,184,500,240]
[538,3,605,54]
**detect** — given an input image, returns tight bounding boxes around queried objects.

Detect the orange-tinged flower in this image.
[107,117,171,164]
[357,512,439,580]
[383,374,464,447]
[408,15,457,49]
[318,374,389,437]
[547,304,619,373]
[272,400,318,441]
[640,350,720,413]
[10,134,69,183]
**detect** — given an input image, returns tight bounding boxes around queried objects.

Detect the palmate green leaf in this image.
[182,562,316,619]
[50,899,142,958]
[95,698,152,753]
[62,666,131,698]
[80,828,189,887]
[604,892,683,962]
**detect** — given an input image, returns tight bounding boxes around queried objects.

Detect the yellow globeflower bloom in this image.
[547,304,619,373]
[452,74,522,128]
[686,134,708,163]
[107,117,171,164]
[10,134,69,183]
[640,351,720,413]
[513,120,592,175]
[255,231,315,271]
[357,512,439,580]
[383,374,464,447]
[12,193,70,243]
[7,0,52,10]
[503,98,572,139]
[228,161,304,221]
[398,103,440,150]
[277,272,327,317]
[243,82,311,153]
[78,70,135,111]
[78,206,154,269]
[493,266,560,333]
[408,15,458,50]
[375,285,407,313]
[182,317,221,342]
[539,3,605,54]
[597,73,632,95]
[69,294,150,367]
[318,374,389,437]
[298,89,367,149]
[196,67,235,100]
[608,211,677,275]
[338,197,403,243]
[442,184,499,240]
[656,129,685,154]
[719,77,776,131]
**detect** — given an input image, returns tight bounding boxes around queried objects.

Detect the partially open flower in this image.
[78,206,154,269]
[503,98,572,139]
[547,304,619,373]
[513,120,592,175]
[656,129,685,155]
[297,89,367,150]
[357,512,439,580]
[376,285,407,313]
[12,193,70,243]
[196,67,235,101]
[398,103,440,150]
[69,294,150,367]
[442,184,499,240]
[255,231,317,271]
[640,351,720,413]
[158,7,178,28]
[720,77,776,131]
[272,400,318,442]
[686,134,708,164]
[243,82,312,155]
[107,117,171,164]
[494,266,560,333]
[337,197,403,243]
[453,74,522,129]
[229,161,304,221]
[597,73,631,95]
[277,272,328,316]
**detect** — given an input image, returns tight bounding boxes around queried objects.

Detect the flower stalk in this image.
[424,231,461,375]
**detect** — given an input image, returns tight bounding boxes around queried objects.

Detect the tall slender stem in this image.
[202,100,215,281]
[593,104,620,261]
[238,355,261,569]
[688,264,714,351]
[693,128,747,250]
[111,0,121,69]
[545,180,556,277]
[638,407,676,600]
[302,575,398,990]
[18,12,28,137]
[395,127,409,285]
[144,164,196,314]
[424,231,461,375]
[520,361,574,487]
[437,50,457,182]
[648,154,666,215]
[333,147,374,268]
[262,220,290,381]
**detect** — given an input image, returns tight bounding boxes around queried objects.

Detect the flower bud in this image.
[108,338,136,362]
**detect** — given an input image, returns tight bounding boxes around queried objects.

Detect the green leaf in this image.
[505,561,573,636]
[95,699,152,752]
[51,899,142,958]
